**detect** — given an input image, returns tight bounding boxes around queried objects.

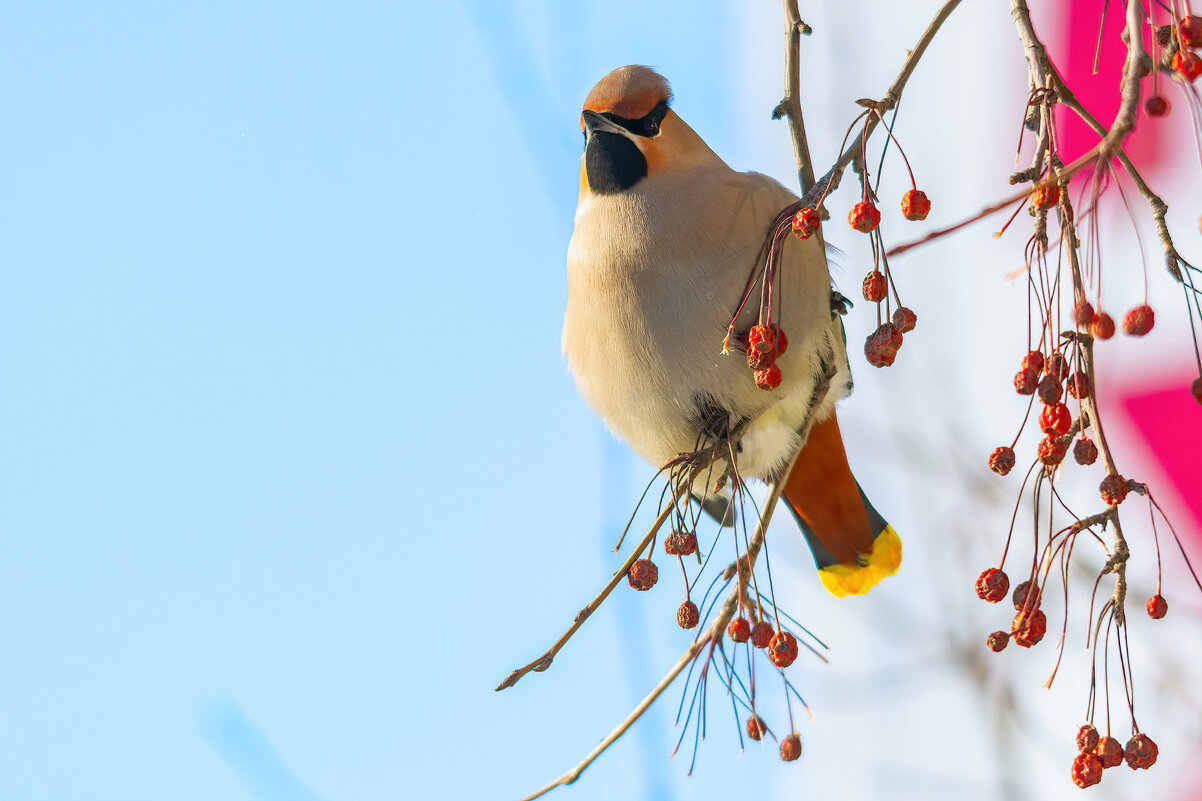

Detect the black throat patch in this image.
[585,131,647,194]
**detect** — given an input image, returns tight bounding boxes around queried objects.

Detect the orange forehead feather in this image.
[583,65,672,120]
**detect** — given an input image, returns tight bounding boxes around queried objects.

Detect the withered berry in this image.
[1124,733,1158,770]
[1091,312,1116,340]
[901,189,930,221]
[1077,724,1100,754]
[792,207,821,239]
[1146,594,1167,619]
[755,364,783,391]
[1039,403,1071,436]
[1012,607,1047,647]
[751,620,774,649]
[768,631,799,668]
[1046,353,1070,382]
[628,559,658,591]
[1037,375,1062,405]
[1066,371,1091,399]
[1173,50,1202,82]
[772,326,789,356]
[677,601,700,629]
[1014,367,1040,395]
[728,616,752,643]
[780,732,802,762]
[849,200,881,233]
[892,306,917,333]
[1123,305,1155,336]
[1033,182,1060,209]
[664,529,697,557]
[1012,579,1040,611]
[747,349,775,371]
[748,323,776,353]
[1037,435,1067,466]
[862,271,888,302]
[1074,300,1096,327]
[1095,736,1124,768]
[1072,753,1104,788]
[1099,473,1129,506]
[1073,437,1099,466]
[987,631,1009,652]
[1145,95,1170,117]
[1022,350,1045,373]
[988,446,1016,476]
[1181,15,1202,47]
[975,567,1010,602]
[746,714,767,741]
[865,324,900,368]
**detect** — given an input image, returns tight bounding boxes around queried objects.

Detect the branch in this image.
[773,0,816,193]
[516,365,838,801]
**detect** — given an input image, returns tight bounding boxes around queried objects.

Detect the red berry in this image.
[747,349,775,371]
[750,620,774,649]
[1099,473,1129,506]
[1077,724,1100,754]
[1073,437,1099,466]
[1192,377,1202,404]
[1091,312,1116,340]
[849,200,881,233]
[975,567,1010,602]
[1066,371,1091,399]
[664,529,697,557]
[1174,49,1202,82]
[1146,594,1167,619]
[862,271,888,302]
[988,446,1016,476]
[1182,15,1202,47]
[892,306,917,333]
[1095,736,1124,768]
[768,631,799,668]
[901,188,931,221]
[1012,579,1040,611]
[780,732,802,762]
[746,714,768,741]
[864,324,899,368]
[1012,607,1047,647]
[1046,353,1070,382]
[1014,367,1040,395]
[792,207,821,239]
[754,364,782,391]
[1072,753,1104,788]
[628,559,658,591]
[1124,733,1158,770]
[1145,95,1171,117]
[728,617,752,643]
[748,323,776,353]
[1039,403,1071,436]
[1037,374,1062,405]
[1074,300,1096,327]
[1022,350,1046,373]
[1037,435,1067,466]
[986,631,1009,652]
[1032,182,1060,210]
[772,326,789,356]
[677,600,700,629]
[1123,305,1155,336]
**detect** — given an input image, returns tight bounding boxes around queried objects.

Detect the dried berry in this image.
[1039,402,1071,436]
[1046,353,1070,382]
[988,446,1016,476]
[1095,736,1124,768]
[1123,305,1155,336]
[865,324,899,368]
[1037,434,1067,466]
[751,620,774,649]
[1145,95,1171,117]
[1091,312,1116,340]
[1022,350,1045,373]
[728,616,752,643]
[901,188,930,221]
[792,207,821,239]
[1032,182,1060,210]
[1037,374,1062,405]
[664,529,697,557]
[1192,377,1202,404]
[1074,300,1096,327]
[780,732,802,762]
[1014,367,1040,395]
[1099,473,1129,506]
[862,271,888,302]
[1146,594,1167,619]
[975,567,1010,602]
[772,326,789,356]
[748,323,776,353]
[755,364,783,391]
[1066,371,1091,399]
[1077,725,1100,754]
[677,600,700,629]
[1074,437,1099,466]
[628,559,658,591]
[1182,14,1202,47]
[849,200,881,233]
[1072,753,1104,788]
[1174,49,1202,82]
[1012,579,1040,611]
[746,348,775,371]
[746,714,767,741]
[986,631,1009,652]
[1012,607,1047,647]
[1124,733,1158,770]
[892,306,917,333]
[768,631,799,668]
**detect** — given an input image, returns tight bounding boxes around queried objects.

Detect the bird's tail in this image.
[782,413,901,597]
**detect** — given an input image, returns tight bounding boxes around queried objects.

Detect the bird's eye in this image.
[645,120,659,136]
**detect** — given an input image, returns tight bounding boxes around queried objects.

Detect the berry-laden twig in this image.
[515,365,839,801]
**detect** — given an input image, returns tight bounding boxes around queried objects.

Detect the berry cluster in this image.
[1069,724,1158,788]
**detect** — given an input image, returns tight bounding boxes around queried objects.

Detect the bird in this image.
[562,65,900,597]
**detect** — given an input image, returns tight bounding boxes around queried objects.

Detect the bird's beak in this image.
[582,109,628,138]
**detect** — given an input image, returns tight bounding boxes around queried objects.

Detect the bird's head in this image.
[579,65,722,196]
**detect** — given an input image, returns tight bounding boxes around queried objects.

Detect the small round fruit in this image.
[1123,305,1155,336]
[1124,733,1158,770]
[1099,473,1129,506]
[768,631,799,668]
[1022,350,1045,373]
[1012,607,1047,647]
[728,616,752,643]
[1091,312,1116,340]
[1066,371,1090,399]
[1072,753,1103,788]
[748,323,776,353]
[1039,402,1071,436]
[1181,14,1202,47]
[1145,95,1170,117]
[755,364,783,391]
[862,271,888,302]
[746,715,767,741]
[975,567,1010,602]
[792,207,821,239]
[1074,300,1096,327]
[1095,736,1124,768]
[677,600,700,629]
[1032,182,1060,209]
[986,631,1009,652]
[1012,579,1040,611]
[1077,724,1100,754]
[628,559,658,591]
[780,732,802,762]
[892,306,917,333]
[849,200,881,233]
[988,446,1016,476]
[901,188,930,221]
[1037,435,1067,466]
[1037,374,1062,405]
[1046,353,1070,382]
[1173,50,1202,82]
[1073,437,1099,466]
[750,620,774,649]
[1146,594,1167,619]
[1014,367,1040,395]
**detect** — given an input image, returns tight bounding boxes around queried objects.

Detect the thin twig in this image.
[773,0,817,193]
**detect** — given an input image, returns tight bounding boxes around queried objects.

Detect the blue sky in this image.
[4,2,1201,801]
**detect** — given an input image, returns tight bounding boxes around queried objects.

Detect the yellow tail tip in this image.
[818,526,902,598]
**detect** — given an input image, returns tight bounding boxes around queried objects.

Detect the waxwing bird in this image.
[563,65,900,596]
